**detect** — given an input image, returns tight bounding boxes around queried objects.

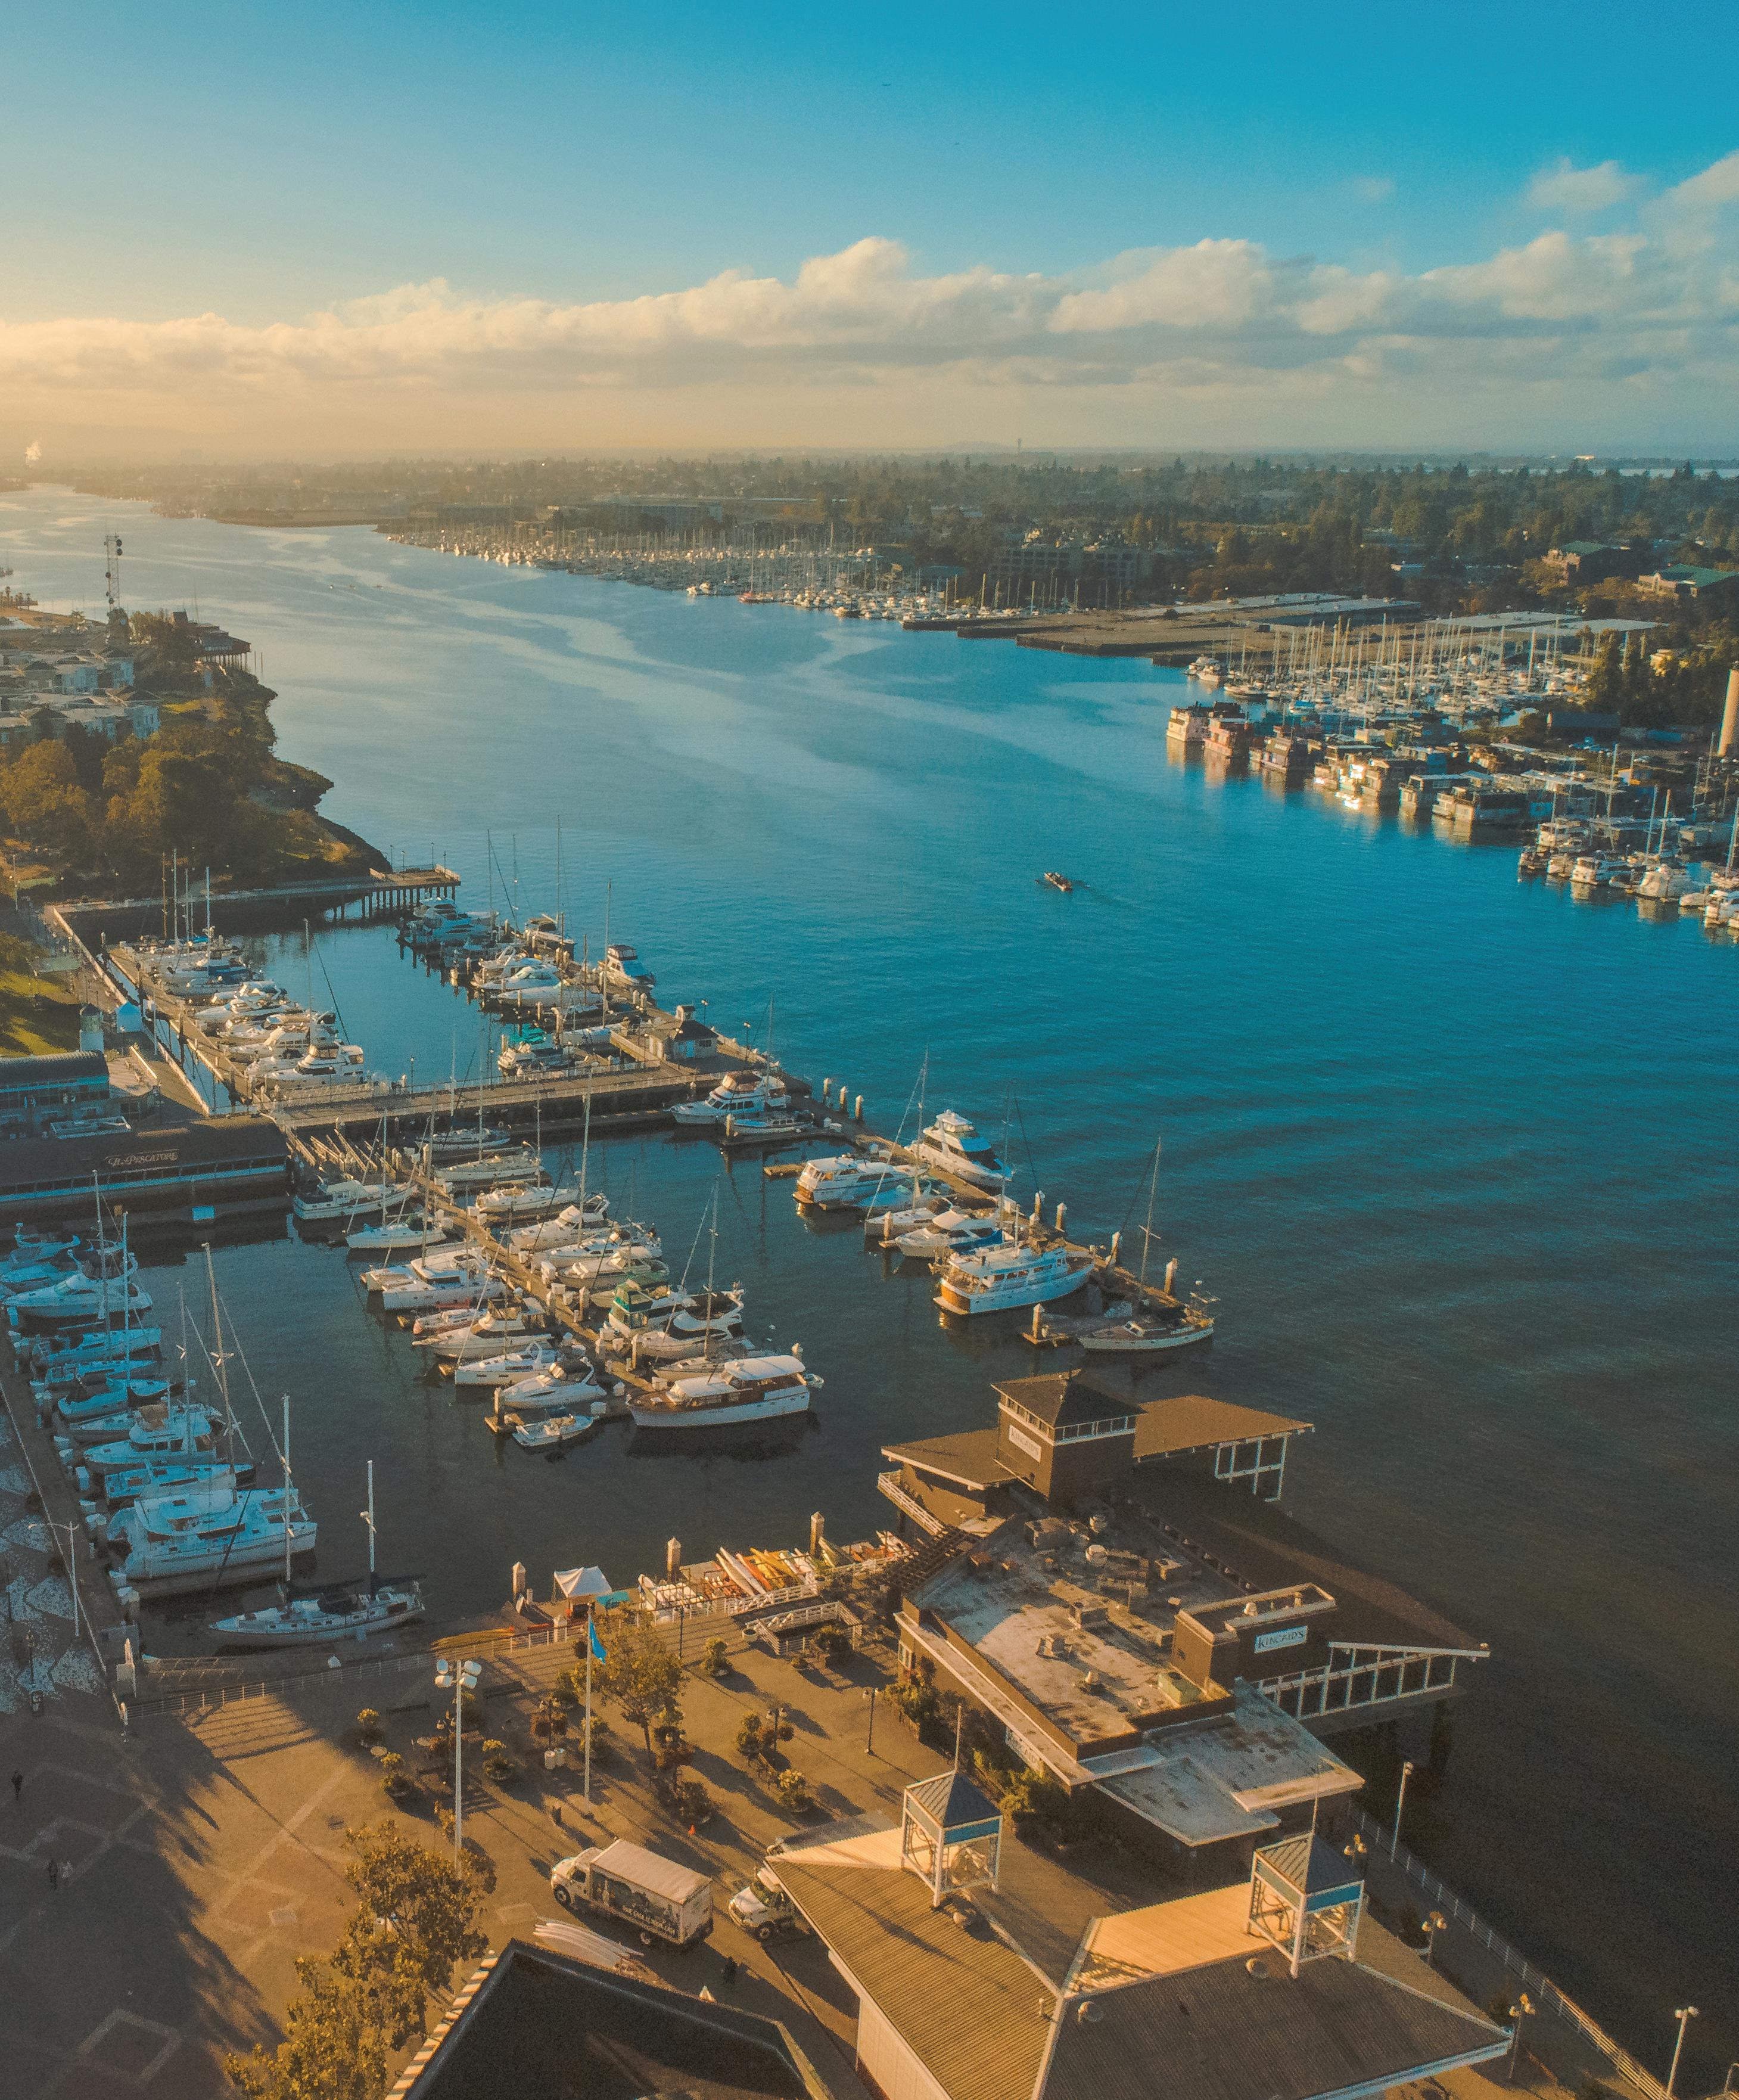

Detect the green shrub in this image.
[356,1708,383,1747]
[667,1777,711,1827]
[378,1751,413,1801]
[700,1638,730,1677]
[774,1769,813,1813]
[735,1713,766,1760]
[480,1739,515,1784]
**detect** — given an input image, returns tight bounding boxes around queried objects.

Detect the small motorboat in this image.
[1077,1309,1215,1354]
[1041,871,1075,893]
[508,1411,600,1452]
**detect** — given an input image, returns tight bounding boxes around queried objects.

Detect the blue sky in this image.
[5,1,1739,455]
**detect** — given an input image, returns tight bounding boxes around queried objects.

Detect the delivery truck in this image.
[549,1838,713,1948]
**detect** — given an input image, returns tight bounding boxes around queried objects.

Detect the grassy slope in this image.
[0,965,82,1057]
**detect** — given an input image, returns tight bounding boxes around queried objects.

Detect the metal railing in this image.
[1350,1805,1671,2100]
[1262,1642,1479,1720]
[876,1470,950,1538]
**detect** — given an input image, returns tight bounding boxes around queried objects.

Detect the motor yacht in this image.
[496,1363,609,1414]
[64,1408,219,1467]
[210,1576,424,1648]
[672,1071,791,1127]
[452,1341,568,1390]
[2,1227,80,1278]
[505,1196,612,1251]
[934,1239,1096,1316]
[1637,860,1693,902]
[912,1110,1009,1191]
[536,1231,662,1285]
[602,943,654,995]
[794,1154,910,1210]
[717,1106,805,1148]
[293,1179,402,1223]
[31,1328,163,1388]
[628,1353,810,1428]
[894,1208,1009,1260]
[0,1246,85,1298]
[1570,854,1626,890]
[424,1309,546,1362]
[474,1181,574,1225]
[497,1038,577,1080]
[57,1373,178,1424]
[10,1245,151,1327]
[1078,1307,1215,1354]
[110,1486,316,1586]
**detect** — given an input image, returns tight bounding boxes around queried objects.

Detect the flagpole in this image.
[583,1604,593,1806]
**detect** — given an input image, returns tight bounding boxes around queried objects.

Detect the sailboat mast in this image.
[1141,1138,1160,1290]
[282,1395,292,1583]
[366,1459,376,1581]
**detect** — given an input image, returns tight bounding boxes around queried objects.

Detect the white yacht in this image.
[110,1486,316,1585]
[69,1409,220,1469]
[88,1458,247,1509]
[452,1341,565,1389]
[894,1208,1008,1259]
[210,1577,424,1648]
[32,1328,163,1388]
[345,1210,453,1253]
[293,1179,402,1223]
[423,1309,545,1362]
[912,1110,1009,1191]
[497,1363,609,1414]
[628,1353,810,1428]
[497,1038,575,1080]
[1078,1307,1215,1355]
[672,1071,791,1127]
[10,1245,152,1327]
[508,1412,596,1452]
[1637,861,1693,902]
[602,943,654,995]
[505,1196,612,1251]
[474,1182,575,1225]
[935,1239,1096,1316]
[433,1148,544,1191]
[2,1228,80,1279]
[794,1154,910,1210]
[536,1231,661,1284]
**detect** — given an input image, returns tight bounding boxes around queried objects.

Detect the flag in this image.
[589,1620,607,1664]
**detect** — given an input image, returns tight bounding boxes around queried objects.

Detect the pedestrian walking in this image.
[46,1859,58,1891]
[9,1769,21,1805]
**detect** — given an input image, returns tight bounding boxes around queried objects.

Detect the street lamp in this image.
[1391,1759,1415,1861]
[53,1521,81,1645]
[1668,2007,1700,2100]
[1424,1910,1446,1971]
[434,1657,481,1863]
[863,1685,878,1756]
[1507,1993,1534,2083]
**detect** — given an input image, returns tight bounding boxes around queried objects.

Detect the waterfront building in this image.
[0,1051,113,1138]
[767,1781,1509,2100]
[0,1111,288,1223]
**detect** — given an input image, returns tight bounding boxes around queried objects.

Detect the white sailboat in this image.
[209,1461,423,1647]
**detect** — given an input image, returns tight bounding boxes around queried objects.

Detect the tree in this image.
[341,1819,489,1999]
[225,1961,390,2100]
[594,1616,682,1757]
[1,738,97,859]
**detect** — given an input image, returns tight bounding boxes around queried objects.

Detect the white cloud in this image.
[7,151,1739,448]
[1527,158,1638,214]
[1351,176,1395,204]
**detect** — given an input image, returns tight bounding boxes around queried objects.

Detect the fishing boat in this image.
[1041,872,1075,893]
[628,1353,810,1428]
[912,1110,1010,1192]
[935,1240,1095,1316]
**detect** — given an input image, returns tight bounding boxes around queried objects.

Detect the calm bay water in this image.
[4,487,1735,2070]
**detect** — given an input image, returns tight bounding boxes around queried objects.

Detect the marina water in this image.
[4,487,1737,2072]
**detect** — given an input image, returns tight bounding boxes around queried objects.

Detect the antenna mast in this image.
[103,534,124,610]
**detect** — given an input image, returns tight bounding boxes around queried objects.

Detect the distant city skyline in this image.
[5,1,1739,457]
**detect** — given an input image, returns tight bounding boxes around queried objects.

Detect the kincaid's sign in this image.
[1253,1624,1309,1655]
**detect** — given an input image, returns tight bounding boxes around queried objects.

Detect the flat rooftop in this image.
[911,1507,1237,1751]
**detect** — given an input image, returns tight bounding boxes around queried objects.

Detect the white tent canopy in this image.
[553,1565,612,1600]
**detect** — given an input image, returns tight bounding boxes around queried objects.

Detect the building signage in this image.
[1004,1425,1043,1461]
[1253,1624,1309,1655]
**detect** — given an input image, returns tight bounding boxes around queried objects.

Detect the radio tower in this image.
[102,532,130,644]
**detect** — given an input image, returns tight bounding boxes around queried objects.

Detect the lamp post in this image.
[1391,1759,1415,1862]
[1668,2008,1699,2100]
[864,1685,878,1757]
[1507,1994,1534,2083]
[1424,1910,1446,1971]
[53,1521,80,1645]
[433,1657,481,1863]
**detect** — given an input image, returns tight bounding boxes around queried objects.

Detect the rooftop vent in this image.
[1075,1999,1103,2025]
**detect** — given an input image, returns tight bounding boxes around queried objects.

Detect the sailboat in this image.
[209,1460,424,1646]
[1079,1140,1215,1354]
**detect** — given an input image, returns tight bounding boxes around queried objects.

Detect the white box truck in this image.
[550,1838,713,1949]
[727,1865,808,1943]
